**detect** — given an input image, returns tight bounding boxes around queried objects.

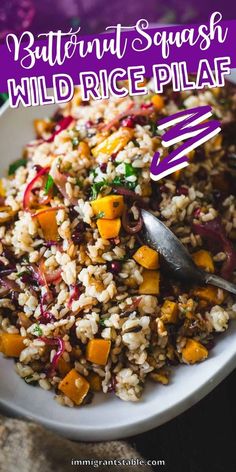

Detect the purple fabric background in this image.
[0,0,234,40]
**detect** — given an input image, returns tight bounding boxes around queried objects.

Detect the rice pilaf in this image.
[0,82,236,406]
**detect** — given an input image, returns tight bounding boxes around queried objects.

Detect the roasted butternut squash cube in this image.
[192,250,214,273]
[151,94,164,111]
[182,339,208,364]
[161,300,178,324]
[92,127,134,157]
[150,370,169,384]
[133,245,159,270]
[193,285,225,305]
[86,339,111,366]
[57,357,72,377]
[36,208,59,241]
[34,119,54,138]
[139,270,160,295]
[58,369,90,405]
[78,141,90,157]
[91,195,124,219]
[97,217,121,239]
[88,372,102,392]
[0,333,25,358]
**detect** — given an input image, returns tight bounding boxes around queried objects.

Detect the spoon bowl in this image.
[141,209,236,295]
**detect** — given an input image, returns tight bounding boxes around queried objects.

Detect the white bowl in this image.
[0,102,236,441]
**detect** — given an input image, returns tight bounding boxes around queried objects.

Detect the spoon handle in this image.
[204,273,236,295]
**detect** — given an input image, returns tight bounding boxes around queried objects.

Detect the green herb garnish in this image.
[125,163,138,178]
[8,158,27,176]
[90,169,97,178]
[33,325,43,337]
[126,181,136,190]
[99,318,108,327]
[112,176,123,186]
[44,174,54,194]
[91,180,108,199]
[112,175,137,190]
[149,120,159,136]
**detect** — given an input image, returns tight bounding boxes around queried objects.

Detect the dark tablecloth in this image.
[131,368,236,472]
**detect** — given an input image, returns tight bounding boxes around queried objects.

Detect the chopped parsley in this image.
[91,179,108,199]
[99,318,108,327]
[124,163,138,178]
[44,174,54,194]
[8,158,27,176]
[89,169,97,178]
[112,176,123,186]
[126,181,136,190]
[149,120,159,136]
[33,325,43,337]
[112,175,137,190]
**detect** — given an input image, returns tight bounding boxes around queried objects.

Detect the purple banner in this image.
[0,12,235,94]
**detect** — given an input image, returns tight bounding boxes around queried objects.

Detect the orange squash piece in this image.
[192,250,214,273]
[133,245,159,270]
[192,285,225,305]
[88,372,102,392]
[151,94,164,111]
[57,357,72,377]
[150,369,169,385]
[92,127,134,157]
[91,195,124,219]
[86,339,111,366]
[78,141,90,157]
[161,300,178,324]
[182,339,208,364]
[0,333,25,358]
[58,369,90,405]
[97,217,121,239]
[34,119,54,138]
[139,270,160,295]
[36,208,59,241]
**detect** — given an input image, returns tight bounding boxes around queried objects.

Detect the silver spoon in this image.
[141,209,236,295]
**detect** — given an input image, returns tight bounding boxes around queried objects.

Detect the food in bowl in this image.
[0,82,236,407]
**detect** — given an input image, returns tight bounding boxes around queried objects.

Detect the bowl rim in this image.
[1,340,236,440]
